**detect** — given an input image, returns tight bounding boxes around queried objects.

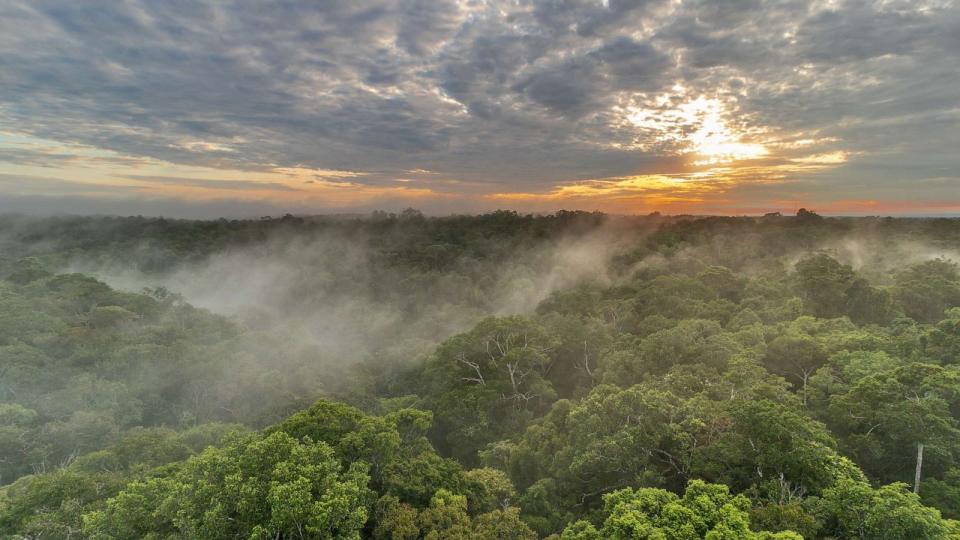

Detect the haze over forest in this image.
[2,1,960,539]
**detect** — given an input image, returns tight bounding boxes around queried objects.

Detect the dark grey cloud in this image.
[0,0,957,209]
[659,17,771,68]
[592,37,673,89]
[395,0,463,55]
[0,147,147,168]
[532,0,665,38]
[796,4,936,62]
[513,37,672,117]
[516,57,601,117]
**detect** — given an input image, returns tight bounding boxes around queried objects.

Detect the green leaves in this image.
[373,489,536,540]
[562,480,801,540]
[495,373,853,527]
[4,214,960,539]
[894,259,960,323]
[83,431,372,540]
[814,480,959,539]
[827,363,960,485]
[422,316,561,464]
[795,254,856,319]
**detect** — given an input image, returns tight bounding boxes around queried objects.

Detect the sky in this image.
[0,0,958,218]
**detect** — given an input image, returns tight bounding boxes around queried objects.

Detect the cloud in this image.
[796,4,937,62]
[0,173,136,195]
[395,0,464,56]
[0,146,149,168]
[0,193,297,219]
[124,175,303,192]
[0,0,957,214]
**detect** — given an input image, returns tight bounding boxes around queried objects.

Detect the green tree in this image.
[795,254,855,318]
[845,277,895,326]
[764,334,828,405]
[422,316,560,464]
[562,480,801,539]
[894,259,960,323]
[600,319,741,385]
[5,257,51,285]
[463,467,517,514]
[0,403,37,483]
[829,363,960,487]
[82,431,372,539]
[830,363,960,485]
[814,479,959,539]
[922,467,960,519]
[920,309,960,364]
[373,494,420,539]
[472,507,537,540]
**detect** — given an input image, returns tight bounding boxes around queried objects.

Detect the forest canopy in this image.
[1,210,960,539]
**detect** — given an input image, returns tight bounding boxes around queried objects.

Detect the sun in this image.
[685,99,768,164]
[626,94,768,165]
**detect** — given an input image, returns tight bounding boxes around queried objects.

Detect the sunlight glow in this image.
[626,95,768,164]
[790,151,849,164]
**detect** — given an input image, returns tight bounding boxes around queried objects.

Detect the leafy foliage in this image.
[2,212,960,539]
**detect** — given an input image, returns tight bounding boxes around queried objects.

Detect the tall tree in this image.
[795,254,855,318]
[829,363,960,487]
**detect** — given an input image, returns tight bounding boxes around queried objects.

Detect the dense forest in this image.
[1,210,960,539]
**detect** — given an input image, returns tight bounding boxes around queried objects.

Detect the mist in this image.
[32,212,951,428]
[73,219,628,365]
[41,214,959,369]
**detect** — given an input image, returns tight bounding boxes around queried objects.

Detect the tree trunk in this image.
[914,442,924,494]
[801,371,810,406]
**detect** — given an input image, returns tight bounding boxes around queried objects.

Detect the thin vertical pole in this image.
[914,442,924,494]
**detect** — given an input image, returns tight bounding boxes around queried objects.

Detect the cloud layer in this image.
[0,0,957,216]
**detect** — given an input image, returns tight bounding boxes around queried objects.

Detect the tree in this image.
[600,319,741,385]
[845,278,895,325]
[3,212,960,537]
[829,363,960,487]
[492,378,854,531]
[374,489,536,540]
[539,313,614,396]
[463,467,517,514]
[472,507,537,540]
[698,266,746,303]
[0,403,37,483]
[894,259,960,323]
[373,495,421,540]
[0,469,112,539]
[795,254,855,318]
[764,334,828,405]
[0,423,244,537]
[273,400,465,509]
[422,316,560,464]
[795,208,823,222]
[561,480,801,539]
[922,467,960,519]
[814,479,960,539]
[82,431,372,539]
[702,399,862,499]
[920,309,960,364]
[5,257,51,285]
